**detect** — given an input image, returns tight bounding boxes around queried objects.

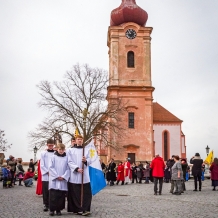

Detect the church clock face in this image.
[125,29,137,39]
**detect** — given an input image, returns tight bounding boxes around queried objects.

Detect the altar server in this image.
[40,138,55,212]
[49,143,69,216]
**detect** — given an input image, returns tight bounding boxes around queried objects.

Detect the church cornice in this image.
[107,85,154,91]
[125,106,138,110]
[123,144,140,149]
[107,24,153,46]
[153,122,182,125]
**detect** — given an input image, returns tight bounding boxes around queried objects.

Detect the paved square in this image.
[0,179,217,218]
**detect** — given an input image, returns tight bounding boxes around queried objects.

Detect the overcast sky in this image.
[0,0,218,162]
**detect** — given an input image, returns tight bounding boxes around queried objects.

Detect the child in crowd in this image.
[2,163,8,188]
[49,143,69,216]
[6,166,12,188]
[16,160,25,186]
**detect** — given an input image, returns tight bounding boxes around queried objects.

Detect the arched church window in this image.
[164,131,168,161]
[128,112,134,128]
[127,51,134,68]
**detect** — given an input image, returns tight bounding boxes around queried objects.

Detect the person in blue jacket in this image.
[2,163,8,188]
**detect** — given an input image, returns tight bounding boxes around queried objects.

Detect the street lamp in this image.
[205,145,210,156]
[33,146,38,162]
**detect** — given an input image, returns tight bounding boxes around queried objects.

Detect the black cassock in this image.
[67,182,92,213]
[49,189,66,212]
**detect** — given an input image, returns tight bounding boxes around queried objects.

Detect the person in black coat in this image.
[190,153,203,191]
[100,160,106,178]
[164,165,171,183]
[29,159,37,172]
[131,163,138,183]
[136,162,143,183]
[181,159,188,191]
[108,158,116,186]
[166,156,175,193]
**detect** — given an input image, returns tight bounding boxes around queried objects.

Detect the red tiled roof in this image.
[153,102,182,123]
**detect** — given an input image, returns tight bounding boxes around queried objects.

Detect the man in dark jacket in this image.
[29,159,37,172]
[190,153,203,191]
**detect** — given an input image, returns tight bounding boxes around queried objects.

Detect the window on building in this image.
[127,51,134,68]
[164,131,168,161]
[128,112,134,128]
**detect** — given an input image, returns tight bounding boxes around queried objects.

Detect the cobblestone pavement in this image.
[0,179,218,218]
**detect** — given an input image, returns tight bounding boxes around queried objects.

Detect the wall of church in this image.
[181,136,185,153]
[153,124,181,159]
[107,91,154,162]
[181,135,186,158]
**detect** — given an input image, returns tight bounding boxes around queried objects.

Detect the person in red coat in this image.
[124,158,131,184]
[116,162,124,185]
[36,160,42,195]
[209,158,218,191]
[150,154,165,195]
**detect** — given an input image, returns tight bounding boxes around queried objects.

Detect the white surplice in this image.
[49,153,70,191]
[40,150,54,181]
[67,146,90,184]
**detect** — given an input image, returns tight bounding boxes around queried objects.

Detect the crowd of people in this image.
[101,153,218,196]
[2,142,218,216]
[2,135,92,216]
[2,155,37,188]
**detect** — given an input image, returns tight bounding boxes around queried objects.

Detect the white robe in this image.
[67,146,90,184]
[40,150,54,181]
[49,153,70,191]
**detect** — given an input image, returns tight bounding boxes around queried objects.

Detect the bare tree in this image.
[28,63,127,150]
[0,129,12,152]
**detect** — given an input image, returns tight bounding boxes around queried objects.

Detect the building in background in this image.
[96,0,186,163]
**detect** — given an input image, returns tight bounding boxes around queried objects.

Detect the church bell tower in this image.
[107,0,155,162]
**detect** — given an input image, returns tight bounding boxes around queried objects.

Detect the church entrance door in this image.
[128,153,135,164]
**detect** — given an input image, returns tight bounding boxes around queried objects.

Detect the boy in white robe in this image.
[49,143,69,216]
[67,135,92,216]
[40,138,55,212]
